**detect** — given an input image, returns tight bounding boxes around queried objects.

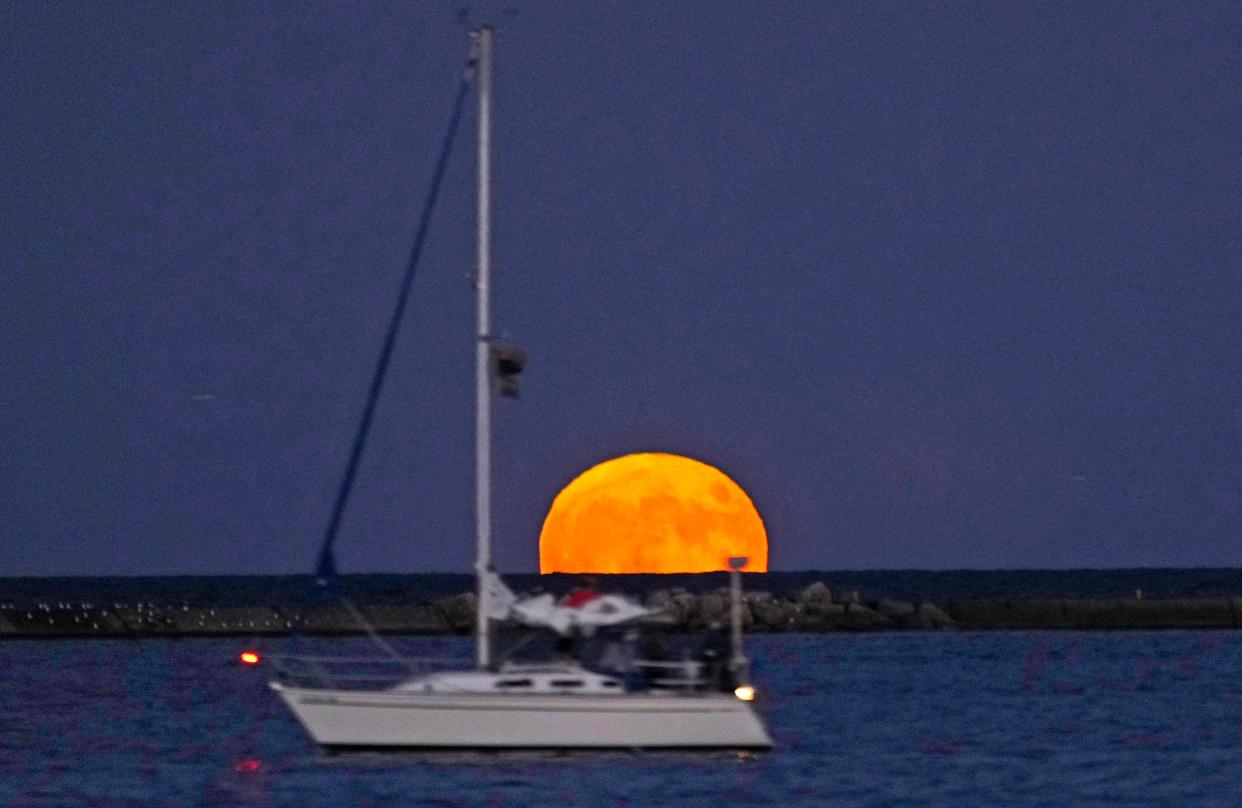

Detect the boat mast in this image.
[473,24,494,670]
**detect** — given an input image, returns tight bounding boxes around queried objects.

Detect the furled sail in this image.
[483,572,651,636]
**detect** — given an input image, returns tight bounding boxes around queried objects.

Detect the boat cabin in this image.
[392,665,625,695]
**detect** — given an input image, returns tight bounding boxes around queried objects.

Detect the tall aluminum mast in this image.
[473,25,494,670]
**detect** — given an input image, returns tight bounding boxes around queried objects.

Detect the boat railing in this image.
[270,655,718,693]
[267,653,463,691]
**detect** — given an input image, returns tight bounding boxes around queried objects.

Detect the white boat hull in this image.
[271,683,773,750]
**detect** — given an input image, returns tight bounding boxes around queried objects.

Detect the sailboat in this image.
[269,26,772,751]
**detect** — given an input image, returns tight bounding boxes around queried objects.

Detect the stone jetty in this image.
[4,582,1242,638]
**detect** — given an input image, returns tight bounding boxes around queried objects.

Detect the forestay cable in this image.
[315,53,476,585]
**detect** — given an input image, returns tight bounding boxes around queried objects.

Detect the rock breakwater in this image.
[4,582,1242,637]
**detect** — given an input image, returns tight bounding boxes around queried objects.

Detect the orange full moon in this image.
[539,453,768,573]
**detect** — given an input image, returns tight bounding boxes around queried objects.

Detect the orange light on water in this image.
[239,651,260,665]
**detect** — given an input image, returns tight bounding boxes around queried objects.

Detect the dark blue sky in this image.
[4,2,1241,575]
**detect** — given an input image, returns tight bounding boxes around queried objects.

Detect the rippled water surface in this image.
[3,632,1241,806]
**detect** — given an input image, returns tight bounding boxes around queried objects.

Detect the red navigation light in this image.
[239,651,260,666]
[234,758,261,773]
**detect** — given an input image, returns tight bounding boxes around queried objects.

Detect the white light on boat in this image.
[734,685,756,702]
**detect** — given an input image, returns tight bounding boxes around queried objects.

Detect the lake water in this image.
[2,631,1240,806]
